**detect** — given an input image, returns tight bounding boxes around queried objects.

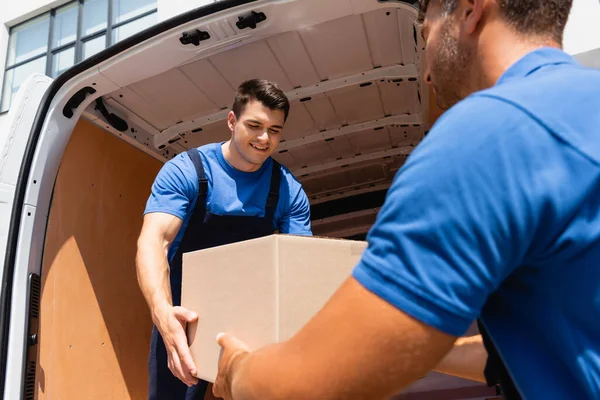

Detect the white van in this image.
[0,0,500,398]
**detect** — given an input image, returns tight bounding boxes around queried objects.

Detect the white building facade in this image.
[0,0,599,134]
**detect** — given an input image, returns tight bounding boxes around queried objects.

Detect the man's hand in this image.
[213,333,250,399]
[137,213,198,384]
[154,305,200,386]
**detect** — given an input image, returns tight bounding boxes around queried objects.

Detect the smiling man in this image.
[212,0,600,399]
[136,79,312,400]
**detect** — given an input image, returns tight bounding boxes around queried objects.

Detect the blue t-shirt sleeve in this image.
[353,96,540,336]
[278,169,312,236]
[144,154,197,220]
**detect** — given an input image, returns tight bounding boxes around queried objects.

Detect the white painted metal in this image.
[278,114,421,151]
[293,146,413,176]
[153,64,419,149]
[0,73,52,400]
[3,65,119,399]
[0,74,52,319]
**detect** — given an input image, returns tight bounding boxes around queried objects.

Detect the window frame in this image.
[1,0,158,112]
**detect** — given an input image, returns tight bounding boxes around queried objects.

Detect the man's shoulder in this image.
[408,94,549,191]
[173,142,223,174]
[428,93,539,148]
[193,142,221,161]
[475,64,600,164]
[161,143,221,182]
[273,159,303,191]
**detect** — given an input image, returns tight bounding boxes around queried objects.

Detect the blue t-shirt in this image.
[144,143,312,260]
[353,47,600,399]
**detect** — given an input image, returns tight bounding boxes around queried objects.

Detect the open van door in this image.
[0,73,53,400]
[0,3,262,398]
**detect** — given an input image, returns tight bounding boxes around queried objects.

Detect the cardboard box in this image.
[181,234,368,382]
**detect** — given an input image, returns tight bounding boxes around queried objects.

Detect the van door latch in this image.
[236,11,267,30]
[179,29,211,46]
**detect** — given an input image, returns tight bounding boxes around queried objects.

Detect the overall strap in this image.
[187,148,208,200]
[166,148,209,307]
[477,319,522,400]
[264,160,281,221]
[177,148,208,255]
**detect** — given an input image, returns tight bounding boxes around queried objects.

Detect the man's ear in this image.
[227,111,236,132]
[463,0,485,35]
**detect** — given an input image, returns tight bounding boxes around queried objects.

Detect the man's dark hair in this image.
[418,0,573,44]
[232,79,290,122]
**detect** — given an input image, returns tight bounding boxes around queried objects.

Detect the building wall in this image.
[0,0,72,100]
[563,0,600,56]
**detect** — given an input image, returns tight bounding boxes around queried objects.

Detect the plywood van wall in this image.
[36,119,161,399]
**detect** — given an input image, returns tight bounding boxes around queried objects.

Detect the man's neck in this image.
[221,140,262,173]
[475,23,562,90]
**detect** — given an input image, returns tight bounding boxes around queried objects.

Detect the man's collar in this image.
[495,47,576,86]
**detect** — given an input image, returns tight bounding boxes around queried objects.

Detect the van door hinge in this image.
[23,273,41,400]
[179,29,211,46]
[236,11,267,30]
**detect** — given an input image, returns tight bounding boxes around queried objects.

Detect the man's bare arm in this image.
[214,277,457,400]
[136,212,181,314]
[433,334,486,383]
[136,212,199,386]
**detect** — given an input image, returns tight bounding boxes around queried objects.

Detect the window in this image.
[1,0,158,112]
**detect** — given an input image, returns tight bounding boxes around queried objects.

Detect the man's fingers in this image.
[212,380,224,398]
[214,333,249,400]
[216,332,249,352]
[168,339,198,386]
[169,349,188,385]
[175,335,198,379]
[173,306,199,323]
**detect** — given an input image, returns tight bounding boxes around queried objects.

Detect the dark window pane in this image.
[7,14,50,66]
[51,46,75,78]
[82,0,108,37]
[1,57,47,112]
[112,12,156,43]
[53,2,78,48]
[82,35,106,59]
[112,0,157,24]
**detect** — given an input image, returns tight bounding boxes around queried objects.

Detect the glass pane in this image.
[53,2,78,48]
[112,0,157,24]
[83,35,106,59]
[1,57,47,112]
[7,14,50,66]
[112,12,156,43]
[82,0,108,37]
[51,46,75,78]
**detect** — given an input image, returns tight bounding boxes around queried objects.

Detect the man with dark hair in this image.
[136,78,312,399]
[212,1,600,399]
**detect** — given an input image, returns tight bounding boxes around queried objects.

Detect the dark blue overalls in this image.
[148,148,281,399]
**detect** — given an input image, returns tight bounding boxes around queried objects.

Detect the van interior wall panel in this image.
[36,120,160,399]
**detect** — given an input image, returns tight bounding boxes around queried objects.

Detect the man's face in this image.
[422,2,476,110]
[229,100,285,167]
